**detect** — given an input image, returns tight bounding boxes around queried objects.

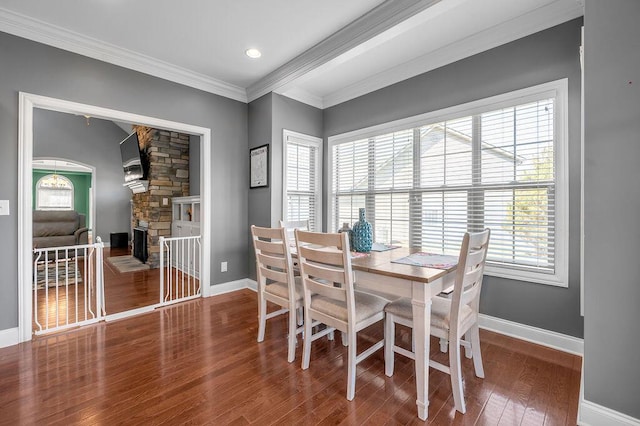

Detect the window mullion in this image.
[410,128,422,248]
[470,115,484,233]
[366,138,375,231]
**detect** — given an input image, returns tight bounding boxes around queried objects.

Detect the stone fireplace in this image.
[131,126,190,268]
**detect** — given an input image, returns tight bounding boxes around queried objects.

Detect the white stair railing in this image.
[33,237,105,335]
[159,235,201,306]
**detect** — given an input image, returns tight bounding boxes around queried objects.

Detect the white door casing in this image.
[18,92,212,342]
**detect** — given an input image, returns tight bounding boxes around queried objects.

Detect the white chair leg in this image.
[257,295,267,342]
[449,337,466,414]
[469,324,485,378]
[439,337,448,353]
[463,332,472,359]
[341,331,349,347]
[301,308,313,370]
[328,328,335,341]
[346,330,357,400]
[384,314,395,377]
[287,308,297,363]
[296,307,304,326]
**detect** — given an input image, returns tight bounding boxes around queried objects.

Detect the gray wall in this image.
[271,93,323,226]
[0,31,248,331]
[247,93,273,278]
[247,93,323,279]
[323,19,584,337]
[34,110,131,241]
[583,0,640,419]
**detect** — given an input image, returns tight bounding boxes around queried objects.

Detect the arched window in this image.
[36,174,74,210]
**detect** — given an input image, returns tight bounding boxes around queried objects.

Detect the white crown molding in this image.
[322,0,584,108]
[246,0,442,103]
[579,399,640,426]
[0,7,247,103]
[276,87,325,109]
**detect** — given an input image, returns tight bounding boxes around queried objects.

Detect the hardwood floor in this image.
[102,246,161,314]
[7,289,580,425]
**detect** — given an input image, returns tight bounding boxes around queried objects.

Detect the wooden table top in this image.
[293,243,456,284]
[349,247,456,283]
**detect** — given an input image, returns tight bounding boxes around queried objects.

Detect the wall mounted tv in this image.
[119,131,145,183]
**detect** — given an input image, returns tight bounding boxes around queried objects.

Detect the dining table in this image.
[349,247,457,421]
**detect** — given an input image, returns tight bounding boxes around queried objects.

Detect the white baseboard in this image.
[246,279,257,292]
[205,278,254,297]
[0,327,19,348]
[579,399,640,426]
[479,313,583,356]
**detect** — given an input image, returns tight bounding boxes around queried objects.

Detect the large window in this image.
[36,174,74,210]
[329,80,568,286]
[283,130,322,231]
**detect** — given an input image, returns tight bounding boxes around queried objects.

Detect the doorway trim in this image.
[18,92,212,343]
[32,157,96,242]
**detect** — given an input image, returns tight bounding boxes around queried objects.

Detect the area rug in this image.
[107,255,150,273]
[35,260,82,289]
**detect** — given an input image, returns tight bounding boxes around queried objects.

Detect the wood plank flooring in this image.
[7,289,581,425]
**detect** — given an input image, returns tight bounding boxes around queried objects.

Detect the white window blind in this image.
[36,174,74,210]
[330,81,567,285]
[283,131,322,231]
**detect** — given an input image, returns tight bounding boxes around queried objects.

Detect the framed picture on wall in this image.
[250,144,269,188]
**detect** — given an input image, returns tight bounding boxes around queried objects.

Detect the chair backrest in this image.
[295,230,356,321]
[279,219,310,246]
[250,225,296,301]
[450,229,491,331]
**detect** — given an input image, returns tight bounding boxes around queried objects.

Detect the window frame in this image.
[328,79,569,287]
[282,129,323,232]
[36,173,75,211]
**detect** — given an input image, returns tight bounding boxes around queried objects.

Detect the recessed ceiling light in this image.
[245,48,262,59]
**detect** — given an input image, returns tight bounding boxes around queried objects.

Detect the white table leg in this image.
[412,280,432,421]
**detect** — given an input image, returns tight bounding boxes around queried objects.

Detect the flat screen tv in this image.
[119,131,145,182]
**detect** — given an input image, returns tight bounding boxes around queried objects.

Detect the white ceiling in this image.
[0,0,583,108]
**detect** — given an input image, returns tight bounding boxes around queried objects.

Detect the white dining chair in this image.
[279,219,310,244]
[251,225,304,363]
[383,229,491,414]
[279,219,311,326]
[295,229,388,401]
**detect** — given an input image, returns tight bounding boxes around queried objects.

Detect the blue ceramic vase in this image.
[352,208,372,252]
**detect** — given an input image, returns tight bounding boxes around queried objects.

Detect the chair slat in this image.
[257,252,287,270]
[255,239,285,255]
[260,266,288,284]
[298,245,345,267]
[296,230,346,251]
[301,261,345,285]
[252,226,286,239]
[305,278,347,302]
[461,283,481,306]
[463,265,484,287]
[467,230,490,248]
[464,249,486,269]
